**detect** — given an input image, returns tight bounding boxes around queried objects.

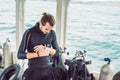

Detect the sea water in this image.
[0,0,120,73]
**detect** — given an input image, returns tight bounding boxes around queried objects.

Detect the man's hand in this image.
[45,47,56,56]
[34,45,49,57]
[26,45,56,59]
[34,45,56,57]
[33,45,44,53]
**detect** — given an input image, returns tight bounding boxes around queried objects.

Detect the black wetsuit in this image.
[17,22,59,80]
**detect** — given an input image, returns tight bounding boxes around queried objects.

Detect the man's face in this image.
[40,22,52,34]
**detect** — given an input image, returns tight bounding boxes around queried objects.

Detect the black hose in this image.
[0,64,23,80]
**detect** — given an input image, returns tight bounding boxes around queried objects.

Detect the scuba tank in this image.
[0,44,3,68]
[99,58,115,80]
[3,38,12,69]
[59,47,69,70]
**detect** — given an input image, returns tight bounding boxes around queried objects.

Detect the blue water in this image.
[0,0,120,73]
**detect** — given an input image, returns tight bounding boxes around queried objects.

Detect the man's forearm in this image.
[26,52,38,59]
[26,47,56,59]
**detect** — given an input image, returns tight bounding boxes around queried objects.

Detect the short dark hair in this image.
[112,71,120,80]
[40,12,55,27]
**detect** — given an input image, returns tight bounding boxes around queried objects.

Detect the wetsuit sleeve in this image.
[51,30,59,57]
[17,30,30,59]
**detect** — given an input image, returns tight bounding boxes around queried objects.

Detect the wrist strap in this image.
[37,52,39,57]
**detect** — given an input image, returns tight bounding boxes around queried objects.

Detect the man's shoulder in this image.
[24,27,34,36]
[25,26,36,33]
[50,29,56,34]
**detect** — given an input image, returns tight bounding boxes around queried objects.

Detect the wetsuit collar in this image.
[35,22,46,35]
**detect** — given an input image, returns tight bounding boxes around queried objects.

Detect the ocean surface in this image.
[0,0,120,73]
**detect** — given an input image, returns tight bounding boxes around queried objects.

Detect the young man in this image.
[17,12,62,80]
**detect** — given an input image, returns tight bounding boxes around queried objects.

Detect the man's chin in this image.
[44,32,48,34]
